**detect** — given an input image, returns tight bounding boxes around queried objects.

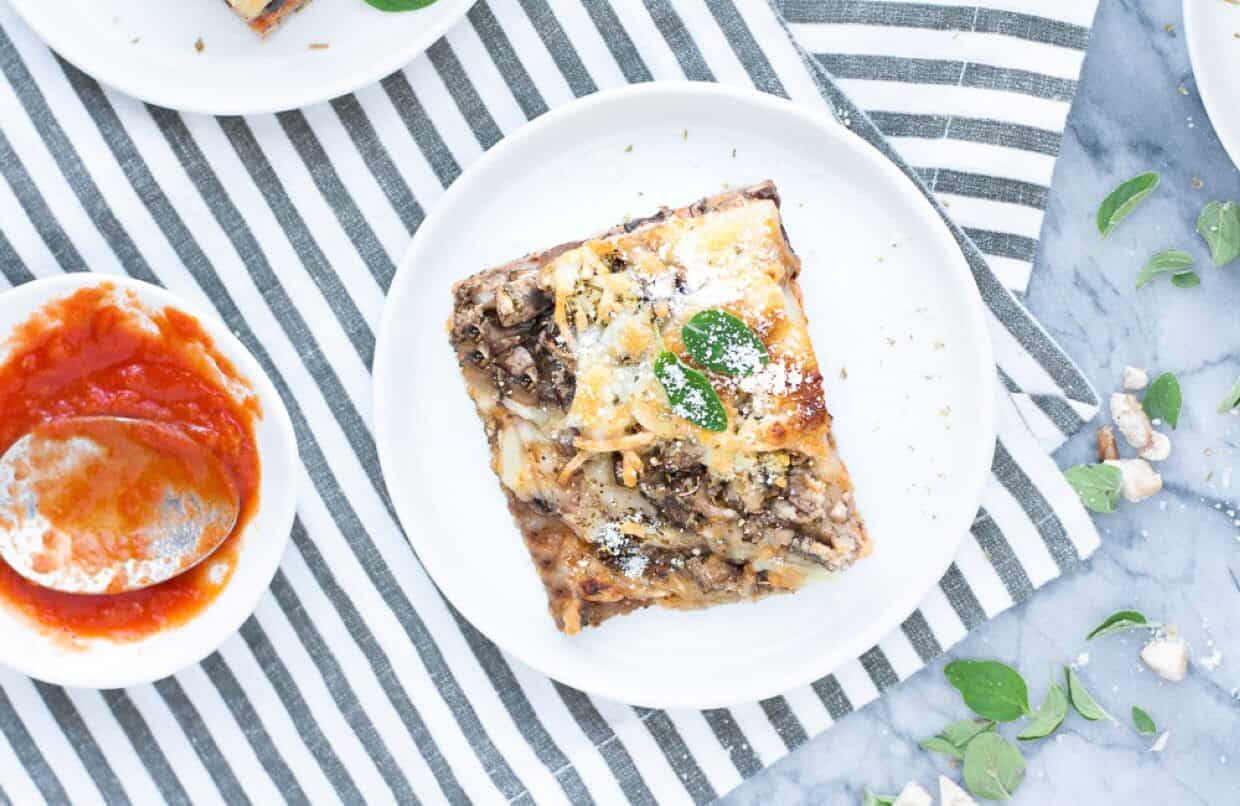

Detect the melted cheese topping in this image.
[477,196,844,578]
[542,199,827,479]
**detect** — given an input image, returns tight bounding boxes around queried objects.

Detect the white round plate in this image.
[0,274,299,688]
[375,83,996,709]
[1185,0,1240,169]
[7,0,472,116]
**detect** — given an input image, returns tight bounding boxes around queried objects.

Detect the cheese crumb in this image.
[892,781,932,806]
[939,776,977,806]
[1141,635,1189,681]
[1105,458,1163,502]
[1123,366,1149,390]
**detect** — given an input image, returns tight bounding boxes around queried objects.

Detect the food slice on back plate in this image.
[226,0,314,36]
[448,181,870,634]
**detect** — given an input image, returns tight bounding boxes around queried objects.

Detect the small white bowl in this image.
[0,274,298,688]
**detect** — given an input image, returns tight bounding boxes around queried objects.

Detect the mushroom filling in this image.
[449,270,859,573]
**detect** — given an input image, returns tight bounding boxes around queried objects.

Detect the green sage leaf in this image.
[1218,376,1240,414]
[944,660,1032,723]
[1170,271,1201,288]
[681,309,769,376]
[654,351,728,432]
[1136,250,1193,288]
[1063,464,1123,514]
[1087,609,1154,640]
[962,732,1026,801]
[1017,678,1068,741]
[1142,372,1182,429]
[1197,200,1240,266]
[1132,706,1157,735]
[1097,172,1159,237]
[1066,667,1110,722]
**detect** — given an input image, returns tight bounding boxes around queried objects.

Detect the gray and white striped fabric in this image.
[0,1,1100,803]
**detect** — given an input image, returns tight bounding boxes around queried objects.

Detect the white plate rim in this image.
[0,273,299,689]
[5,0,474,116]
[1184,0,1240,170]
[374,82,997,708]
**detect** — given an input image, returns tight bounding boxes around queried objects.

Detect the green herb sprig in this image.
[681,309,769,376]
[1063,464,1123,513]
[1136,250,1197,289]
[1066,667,1110,722]
[1087,609,1157,640]
[1142,372,1182,428]
[920,718,995,760]
[1097,172,1160,237]
[654,308,770,431]
[1132,706,1157,735]
[944,660,1032,722]
[1218,377,1240,414]
[962,732,1026,801]
[1017,676,1068,741]
[1197,200,1240,266]
[653,351,728,432]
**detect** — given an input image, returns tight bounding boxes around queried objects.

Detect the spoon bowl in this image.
[0,416,240,595]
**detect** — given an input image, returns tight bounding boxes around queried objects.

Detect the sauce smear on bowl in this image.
[0,285,261,642]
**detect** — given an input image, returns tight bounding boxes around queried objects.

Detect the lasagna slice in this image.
[449,181,870,634]
[226,0,313,36]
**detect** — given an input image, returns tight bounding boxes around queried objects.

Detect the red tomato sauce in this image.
[0,285,261,642]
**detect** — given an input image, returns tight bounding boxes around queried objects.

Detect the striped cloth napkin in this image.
[0,1,1100,803]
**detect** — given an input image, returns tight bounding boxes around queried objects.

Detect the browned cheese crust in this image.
[449,181,870,633]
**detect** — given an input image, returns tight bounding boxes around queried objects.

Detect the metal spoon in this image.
[0,416,240,595]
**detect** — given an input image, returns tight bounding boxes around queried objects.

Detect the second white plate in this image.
[6,0,472,115]
[1185,0,1240,170]
[374,83,996,709]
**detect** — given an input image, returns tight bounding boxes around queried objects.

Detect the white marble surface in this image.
[723,2,1240,803]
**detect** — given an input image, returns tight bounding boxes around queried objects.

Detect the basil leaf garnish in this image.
[1132,706,1157,735]
[1218,376,1240,414]
[681,309,769,376]
[654,351,728,432]
[1197,200,1240,266]
[1017,677,1067,741]
[944,660,1032,723]
[1066,667,1110,721]
[1142,372,1182,429]
[962,732,1026,801]
[1087,609,1155,640]
[1135,249,1193,288]
[1097,172,1159,237]
[1063,464,1123,513]
[363,0,440,9]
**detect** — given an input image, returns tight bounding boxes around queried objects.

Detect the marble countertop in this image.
[724,2,1240,803]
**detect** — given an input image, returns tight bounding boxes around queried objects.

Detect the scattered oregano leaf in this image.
[1066,667,1111,722]
[1063,464,1123,513]
[1017,677,1068,741]
[1098,172,1160,237]
[944,661,1032,723]
[962,732,1026,801]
